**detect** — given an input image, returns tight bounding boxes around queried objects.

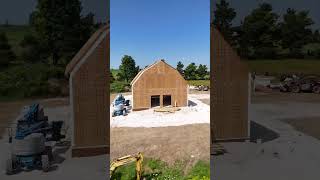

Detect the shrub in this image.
[0,63,66,99]
[186,161,210,180]
[110,81,130,93]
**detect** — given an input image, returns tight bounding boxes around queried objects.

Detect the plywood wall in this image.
[71,31,109,154]
[132,60,188,110]
[211,27,249,141]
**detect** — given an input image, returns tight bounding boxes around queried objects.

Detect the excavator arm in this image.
[110,152,143,180]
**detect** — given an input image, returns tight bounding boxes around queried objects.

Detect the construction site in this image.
[211,18,320,179]
[0,25,110,179]
[2,0,320,179]
[110,60,211,178]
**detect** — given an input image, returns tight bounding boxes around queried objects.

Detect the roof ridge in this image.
[130,59,181,86]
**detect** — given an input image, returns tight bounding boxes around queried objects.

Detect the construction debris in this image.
[211,143,227,156]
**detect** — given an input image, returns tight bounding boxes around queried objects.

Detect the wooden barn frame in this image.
[131,60,188,111]
[211,27,250,142]
[65,25,109,157]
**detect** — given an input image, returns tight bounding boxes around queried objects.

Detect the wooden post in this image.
[160,95,163,107]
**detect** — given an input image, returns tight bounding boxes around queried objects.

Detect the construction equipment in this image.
[280,75,320,93]
[112,94,130,117]
[6,103,65,175]
[197,85,209,91]
[110,152,143,180]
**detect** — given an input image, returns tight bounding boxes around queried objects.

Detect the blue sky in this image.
[110,0,210,69]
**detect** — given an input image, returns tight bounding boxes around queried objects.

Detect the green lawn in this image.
[111,158,210,180]
[248,59,320,76]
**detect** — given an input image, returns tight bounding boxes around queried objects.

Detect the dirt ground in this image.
[282,117,320,140]
[110,124,210,170]
[252,91,320,104]
[199,98,210,105]
[253,91,320,141]
[214,91,320,180]
[110,90,210,170]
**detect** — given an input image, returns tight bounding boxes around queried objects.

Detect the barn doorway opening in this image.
[163,95,172,106]
[151,95,160,107]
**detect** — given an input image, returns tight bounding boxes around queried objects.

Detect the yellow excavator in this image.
[110,152,144,180]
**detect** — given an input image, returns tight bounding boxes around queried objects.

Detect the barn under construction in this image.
[131,60,188,111]
[211,27,250,142]
[65,25,109,157]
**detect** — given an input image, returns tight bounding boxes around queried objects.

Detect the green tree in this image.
[240,3,279,59]
[213,0,236,44]
[184,63,197,80]
[196,64,208,80]
[314,30,320,43]
[0,32,15,68]
[118,55,139,82]
[176,61,184,76]
[280,8,314,58]
[20,34,44,63]
[79,13,97,45]
[110,72,115,83]
[30,0,95,65]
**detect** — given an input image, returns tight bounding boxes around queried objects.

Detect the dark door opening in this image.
[163,95,171,106]
[151,95,160,107]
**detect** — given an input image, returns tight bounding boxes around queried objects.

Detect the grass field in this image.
[111,158,210,180]
[248,59,320,76]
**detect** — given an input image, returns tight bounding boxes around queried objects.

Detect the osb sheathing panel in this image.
[132,61,187,110]
[211,27,249,141]
[71,33,109,147]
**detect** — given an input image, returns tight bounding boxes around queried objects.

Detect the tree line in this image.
[0,0,102,98]
[111,55,209,85]
[176,61,209,80]
[0,0,100,69]
[213,0,320,59]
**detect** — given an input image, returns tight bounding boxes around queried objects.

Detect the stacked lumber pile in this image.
[153,107,181,113]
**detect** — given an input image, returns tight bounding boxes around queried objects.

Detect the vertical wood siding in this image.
[71,32,109,148]
[132,61,188,110]
[211,27,249,141]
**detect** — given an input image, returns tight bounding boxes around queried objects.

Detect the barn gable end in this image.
[131,60,188,110]
[211,27,249,143]
[65,25,109,157]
